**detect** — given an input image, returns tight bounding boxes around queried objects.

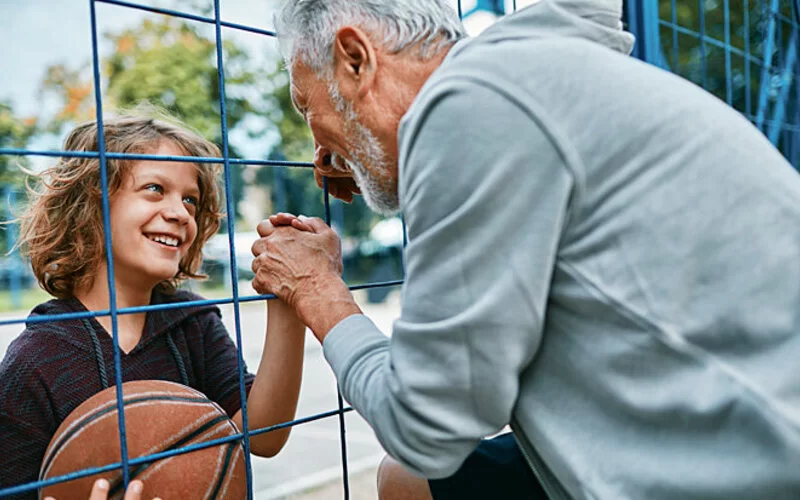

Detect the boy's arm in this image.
[232,298,305,457]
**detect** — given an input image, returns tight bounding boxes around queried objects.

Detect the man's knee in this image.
[377,455,433,500]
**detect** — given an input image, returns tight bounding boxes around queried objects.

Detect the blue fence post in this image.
[755,0,781,131]
[767,29,798,145]
[626,0,663,67]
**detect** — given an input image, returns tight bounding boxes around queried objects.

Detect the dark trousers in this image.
[428,433,547,499]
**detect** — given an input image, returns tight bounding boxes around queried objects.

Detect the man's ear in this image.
[333,27,377,100]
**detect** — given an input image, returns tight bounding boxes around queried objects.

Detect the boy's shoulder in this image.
[153,288,214,307]
[147,288,222,331]
[11,297,90,349]
[0,320,82,401]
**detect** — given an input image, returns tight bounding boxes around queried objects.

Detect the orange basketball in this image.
[40,380,247,499]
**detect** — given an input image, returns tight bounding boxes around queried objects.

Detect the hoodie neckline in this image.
[27,289,218,355]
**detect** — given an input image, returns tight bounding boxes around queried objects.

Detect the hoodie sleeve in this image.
[323,77,575,478]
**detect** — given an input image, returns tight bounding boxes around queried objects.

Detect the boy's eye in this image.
[183,196,199,207]
[145,183,163,194]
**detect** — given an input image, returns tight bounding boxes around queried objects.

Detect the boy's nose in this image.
[163,200,191,224]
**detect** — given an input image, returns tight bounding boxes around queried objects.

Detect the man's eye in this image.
[145,184,163,194]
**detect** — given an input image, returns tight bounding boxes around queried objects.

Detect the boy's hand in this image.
[44,479,161,500]
[261,213,315,234]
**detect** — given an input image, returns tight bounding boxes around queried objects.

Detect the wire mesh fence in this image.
[629,0,800,167]
[0,0,798,498]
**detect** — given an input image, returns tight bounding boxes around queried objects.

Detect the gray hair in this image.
[275,0,466,78]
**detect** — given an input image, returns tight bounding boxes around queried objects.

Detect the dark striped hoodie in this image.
[0,290,254,499]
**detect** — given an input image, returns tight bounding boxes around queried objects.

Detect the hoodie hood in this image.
[470,0,635,55]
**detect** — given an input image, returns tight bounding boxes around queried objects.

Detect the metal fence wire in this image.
[0,0,798,498]
[629,0,800,167]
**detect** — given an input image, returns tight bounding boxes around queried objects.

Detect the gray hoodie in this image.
[323,1,800,498]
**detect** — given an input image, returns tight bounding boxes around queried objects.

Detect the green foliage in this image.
[39,16,263,219]
[104,18,257,141]
[659,0,798,118]
[0,101,36,185]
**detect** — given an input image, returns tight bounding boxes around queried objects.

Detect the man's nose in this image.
[313,144,333,171]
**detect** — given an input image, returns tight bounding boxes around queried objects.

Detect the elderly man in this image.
[252,0,800,499]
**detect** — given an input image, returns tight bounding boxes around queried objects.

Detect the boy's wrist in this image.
[267,297,302,323]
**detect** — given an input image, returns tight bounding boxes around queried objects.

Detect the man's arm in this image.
[323,78,576,478]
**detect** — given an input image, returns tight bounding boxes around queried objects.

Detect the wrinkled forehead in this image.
[288,61,323,112]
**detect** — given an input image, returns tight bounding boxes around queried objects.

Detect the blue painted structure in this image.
[626,0,800,169]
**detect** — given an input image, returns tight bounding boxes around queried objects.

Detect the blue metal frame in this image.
[628,0,800,169]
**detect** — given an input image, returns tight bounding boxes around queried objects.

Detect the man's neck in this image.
[386,44,454,118]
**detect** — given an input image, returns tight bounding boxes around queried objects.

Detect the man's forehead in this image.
[289,61,325,110]
[288,62,312,106]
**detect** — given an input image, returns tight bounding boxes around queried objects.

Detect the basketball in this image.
[39,380,247,499]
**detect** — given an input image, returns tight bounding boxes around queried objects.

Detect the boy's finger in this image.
[88,479,110,500]
[297,216,331,234]
[256,219,276,237]
[290,219,314,232]
[268,213,300,227]
[123,480,143,500]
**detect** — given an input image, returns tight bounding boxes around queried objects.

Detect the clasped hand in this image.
[250,213,343,310]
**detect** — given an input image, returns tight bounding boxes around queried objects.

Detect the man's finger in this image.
[252,237,267,257]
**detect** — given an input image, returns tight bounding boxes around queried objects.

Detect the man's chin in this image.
[362,191,400,217]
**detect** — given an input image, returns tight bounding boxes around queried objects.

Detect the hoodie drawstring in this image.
[87,321,190,389]
[85,319,110,390]
[166,332,190,386]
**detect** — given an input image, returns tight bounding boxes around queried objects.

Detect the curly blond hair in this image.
[16,114,224,298]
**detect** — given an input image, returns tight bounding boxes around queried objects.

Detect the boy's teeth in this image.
[150,235,179,247]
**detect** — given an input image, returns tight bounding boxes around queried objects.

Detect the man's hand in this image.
[251,216,361,341]
[44,479,160,500]
[314,151,361,203]
[251,216,343,303]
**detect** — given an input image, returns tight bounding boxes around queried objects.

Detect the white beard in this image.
[328,81,400,216]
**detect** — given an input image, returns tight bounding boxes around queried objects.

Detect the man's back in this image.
[399,1,800,497]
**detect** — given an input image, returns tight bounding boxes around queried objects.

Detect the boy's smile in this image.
[108,141,200,291]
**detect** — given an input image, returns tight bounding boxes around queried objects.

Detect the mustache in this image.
[328,152,355,174]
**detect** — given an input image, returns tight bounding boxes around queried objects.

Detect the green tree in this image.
[38,10,382,237]
[39,16,264,219]
[0,101,37,185]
